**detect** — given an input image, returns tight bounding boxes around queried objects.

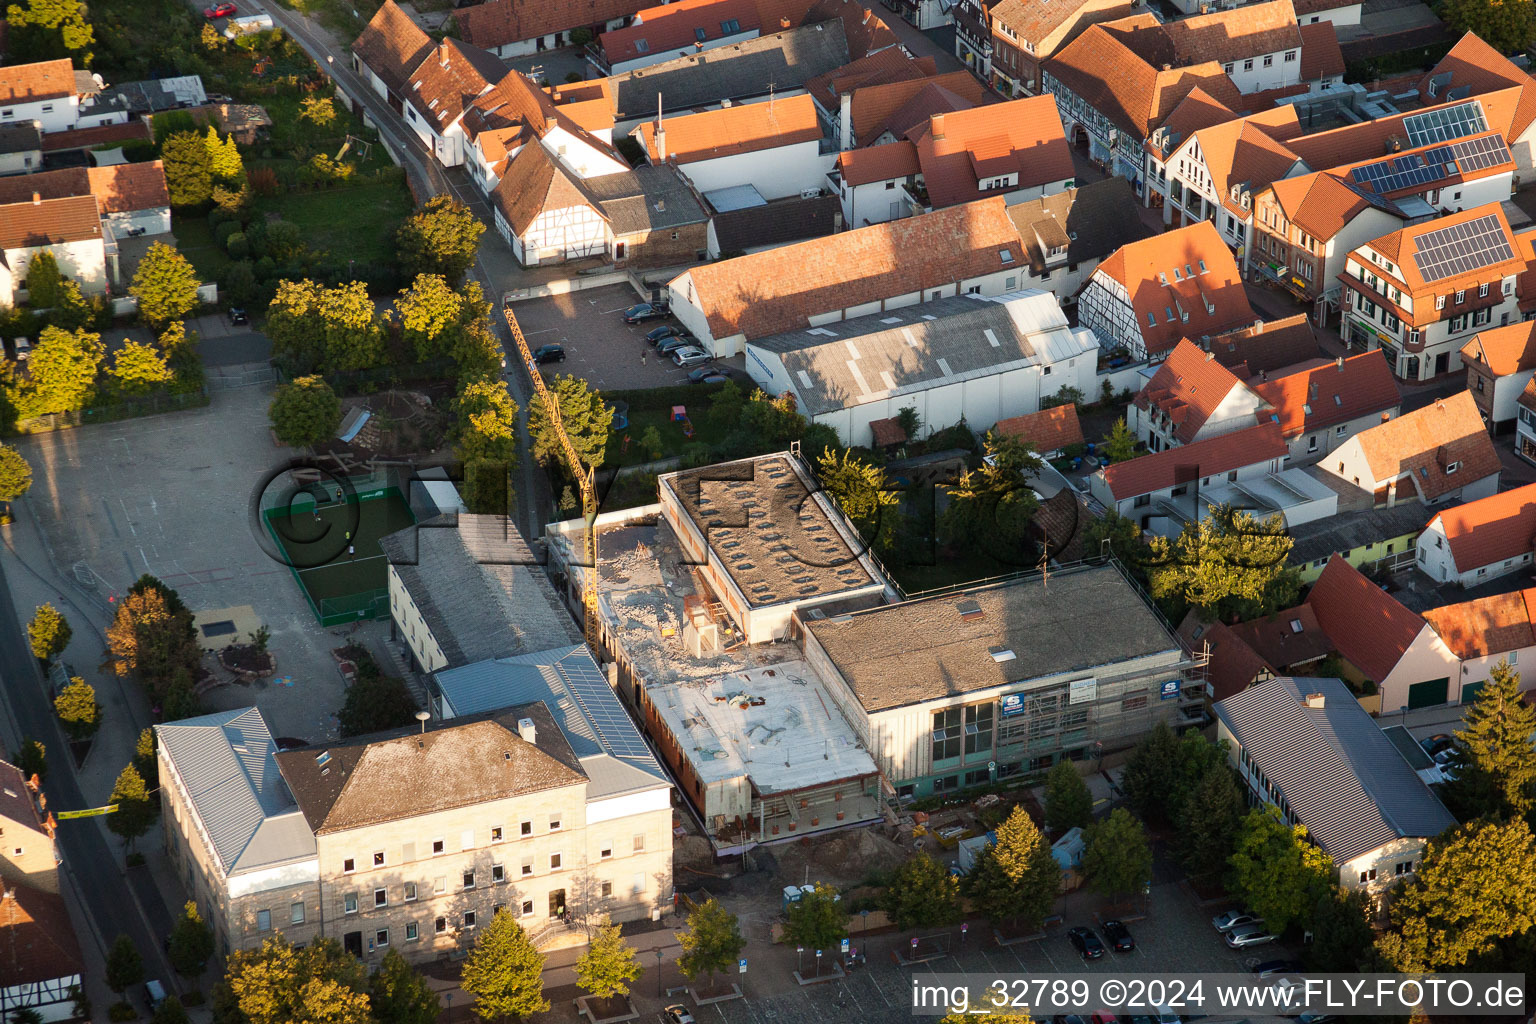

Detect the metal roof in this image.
[1213,677,1456,862]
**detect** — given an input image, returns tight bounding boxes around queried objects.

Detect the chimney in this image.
[517,718,537,744]
[780,15,791,27]
[839,89,853,151]
[655,94,666,164]
[32,193,41,206]
[833,209,843,232]
[932,112,946,140]
[1204,350,1214,361]
[862,6,872,23]
[1336,356,1345,370]
[1162,63,1172,71]
[1304,692,1325,709]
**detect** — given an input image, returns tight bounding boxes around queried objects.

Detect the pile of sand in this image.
[774,829,912,886]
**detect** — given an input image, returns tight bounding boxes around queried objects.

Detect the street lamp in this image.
[655,948,663,998]
[961,922,968,949]
[797,946,804,974]
[861,909,870,961]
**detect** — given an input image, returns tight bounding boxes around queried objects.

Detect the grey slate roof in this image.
[0,122,42,155]
[711,193,841,254]
[276,705,586,835]
[156,708,317,876]
[578,163,708,234]
[1214,676,1457,862]
[435,644,669,800]
[1285,502,1430,566]
[612,21,850,121]
[1005,177,1151,274]
[378,513,581,670]
[805,563,1179,712]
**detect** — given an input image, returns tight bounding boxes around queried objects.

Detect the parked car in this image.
[1212,910,1263,933]
[646,324,686,344]
[228,306,248,325]
[672,346,711,366]
[1252,960,1302,979]
[532,344,565,364]
[145,980,168,1012]
[1055,1016,1087,1024]
[687,365,722,383]
[692,371,728,384]
[1155,1008,1181,1024]
[1100,919,1135,952]
[662,1007,696,1024]
[1091,1013,1120,1024]
[1294,1014,1337,1024]
[203,2,236,16]
[622,302,668,323]
[1067,926,1105,960]
[656,335,695,355]
[1225,924,1279,949]
[1421,734,1454,758]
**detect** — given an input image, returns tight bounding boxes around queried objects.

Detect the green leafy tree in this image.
[107,763,156,849]
[168,900,215,976]
[817,447,901,548]
[299,96,338,126]
[337,671,420,737]
[575,915,642,1000]
[1175,761,1244,879]
[396,273,469,362]
[369,948,441,1024]
[528,375,613,472]
[0,446,31,507]
[463,458,511,515]
[200,20,222,49]
[1082,808,1151,903]
[13,739,45,783]
[1149,505,1301,621]
[707,380,746,434]
[24,251,62,309]
[151,996,189,1024]
[461,909,549,1021]
[130,243,200,328]
[783,883,846,953]
[4,0,93,62]
[45,279,95,332]
[26,325,104,415]
[896,405,922,442]
[265,279,325,371]
[111,340,174,395]
[1442,0,1536,54]
[1102,418,1137,462]
[883,851,961,930]
[1307,887,1375,971]
[218,934,372,1024]
[1444,659,1536,820]
[105,581,200,698]
[456,377,520,465]
[54,678,98,739]
[160,131,213,208]
[1082,511,1146,572]
[1377,818,1536,972]
[397,195,486,284]
[268,375,341,448]
[317,281,387,372]
[939,434,1043,561]
[637,426,663,461]
[1120,721,1180,823]
[105,934,142,993]
[204,125,244,183]
[133,727,158,789]
[941,1012,1033,1024]
[1227,808,1333,936]
[675,899,745,991]
[962,805,1060,931]
[449,315,504,382]
[27,603,70,662]
[1044,761,1093,833]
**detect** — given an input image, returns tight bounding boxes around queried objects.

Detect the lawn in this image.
[254,181,413,266]
[604,405,727,467]
[172,215,231,281]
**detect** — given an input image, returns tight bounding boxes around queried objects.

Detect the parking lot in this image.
[508,283,742,392]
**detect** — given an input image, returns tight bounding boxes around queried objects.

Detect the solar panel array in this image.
[1402,101,1488,147]
[558,651,657,761]
[1410,213,1515,284]
[1348,135,1510,195]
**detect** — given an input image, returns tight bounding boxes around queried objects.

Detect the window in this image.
[404,882,417,902]
[373,851,385,867]
[461,829,475,850]
[1436,295,1446,310]
[1447,461,1461,474]
[1475,307,1492,327]
[521,900,534,916]
[432,839,445,855]
[694,27,707,41]
[1262,55,1273,67]
[343,858,355,873]
[291,902,306,925]
[964,703,994,756]
[634,39,648,53]
[401,842,415,862]
[1122,691,1148,711]
[602,881,613,898]
[1336,424,1347,436]
[632,873,646,894]
[375,929,389,948]
[463,911,477,929]
[550,853,562,870]
[1284,50,1296,61]
[41,104,52,112]
[492,864,505,883]
[344,894,358,915]
[1450,314,1468,333]
[931,708,962,762]
[522,860,534,877]
[257,909,271,931]
[601,844,613,860]
[490,827,503,843]
[1480,282,1490,298]
[633,834,645,852]
[1244,59,1254,70]
[434,917,447,934]
[1224,63,1234,74]
[405,922,419,941]
[374,888,388,908]
[1477,376,1485,393]
[463,870,476,889]
[1456,289,1466,303]
[520,821,532,836]
[1133,494,1151,508]
[721,17,740,31]
[1307,435,1318,453]
[1146,311,1157,327]
[549,816,562,832]
[434,877,446,895]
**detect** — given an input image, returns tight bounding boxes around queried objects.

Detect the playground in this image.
[262,484,416,626]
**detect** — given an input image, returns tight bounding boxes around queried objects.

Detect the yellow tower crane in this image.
[503,305,601,649]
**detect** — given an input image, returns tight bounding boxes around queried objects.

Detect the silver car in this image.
[672,345,711,366]
[1225,924,1279,949]
[1212,910,1263,932]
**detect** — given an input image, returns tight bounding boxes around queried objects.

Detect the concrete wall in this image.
[1296,528,1419,583]
[1416,515,1533,586]
[1340,835,1429,894]
[840,177,910,228]
[2,239,106,303]
[1378,627,1460,713]
[0,99,79,135]
[0,815,58,895]
[667,140,833,201]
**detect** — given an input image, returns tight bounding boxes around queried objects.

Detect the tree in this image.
[883,851,961,930]
[527,375,613,473]
[11,1007,45,1024]
[27,603,70,662]
[1307,887,1375,971]
[456,377,520,465]
[13,739,45,784]
[1445,659,1536,820]
[46,278,94,332]
[461,908,549,1021]
[675,899,745,992]
[463,458,511,515]
[962,805,1060,931]
[1082,511,1146,572]
[54,678,98,739]
[1044,761,1093,833]
[1175,761,1244,879]
[105,934,142,994]
[219,934,372,1024]
[200,21,223,49]
[265,279,325,371]
[24,251,62,309]
[1148,505,1301,621]
[942,1010,1033,1024]
[1442,0,1536,54]
[318,280,387,372]
[130,243,200,328]
[576,915,642,1001]
[299,96,338,126]
[0,446,31,506]
[204,125,244,183]
[105,583,200,698]
[4,0,93,62]
[783,883,846,954]
[160,131,213,208]
[939,434,1043,563]
[133,727,158,790]
[107,763,156,849]
[369,948,441,1024]
[1227,808,1334,936]
[1377,818,1536,972]
[151,996,189,1024]
[168,901,214,976]
[396,273,469,362]
[1120,721,1180,823]
[337,670,420,737]
[26,325,104,415]
[1082,808,1150,903]
[268,375,341,447]
[110,341,174,395]
[397,195,486,284]
[1102,418,1137,462]
[817,447,901,549]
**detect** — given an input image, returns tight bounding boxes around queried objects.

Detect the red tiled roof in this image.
[0,762,45,836]
[351,0,432,96]
[0,884,82,990]
[1305,555,1425,682]
[993,404,1085,454]
[637,92,821,161]
[39,120,151,152]
[835,140,920,187]
[805,45,934,111]
[87,161,169,214]
[1520,376,1536,416]
[678,196,1025,340]
[988,0,1134,52]
[1187,110,1302,220]
[0,58,76,105]
[404,38,509,133]
[1207,314,1322,376]
[908,96,1072,208]
[0,167,89,206]
[1268,171,1378,241]
[1095,220,1256,357]
[601,0,760,66]
[1158,0,1301,68]
[1422,587,1536,660]
[1146,86,1236,158]
[0,195,101,249]
[1347,203,1522,307]
[1178,614,1273,701]
[1098,420,1287,501]
[458,0,648,51]
[1253,349,1399,439]
[869,416,908,447]
[1132,338,1249,445]
[850,70,988,147]
[1228,605,1334,671]
[490,141,598,235]
[1298,20,1344,83]
[1427,481,1536,573]
[1460,320,1536,377]
[1349,391,1500,501]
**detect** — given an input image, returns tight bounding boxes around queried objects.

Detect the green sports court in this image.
[262,485,416,626]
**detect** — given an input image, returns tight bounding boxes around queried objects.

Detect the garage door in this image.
[1408,678,1450,709]
[1460,680,1485,706]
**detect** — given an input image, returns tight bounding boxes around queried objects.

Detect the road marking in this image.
[1036,938,1061,971]
[603,306,630,314]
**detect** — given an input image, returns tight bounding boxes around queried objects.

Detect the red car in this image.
[204,2,237,17]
